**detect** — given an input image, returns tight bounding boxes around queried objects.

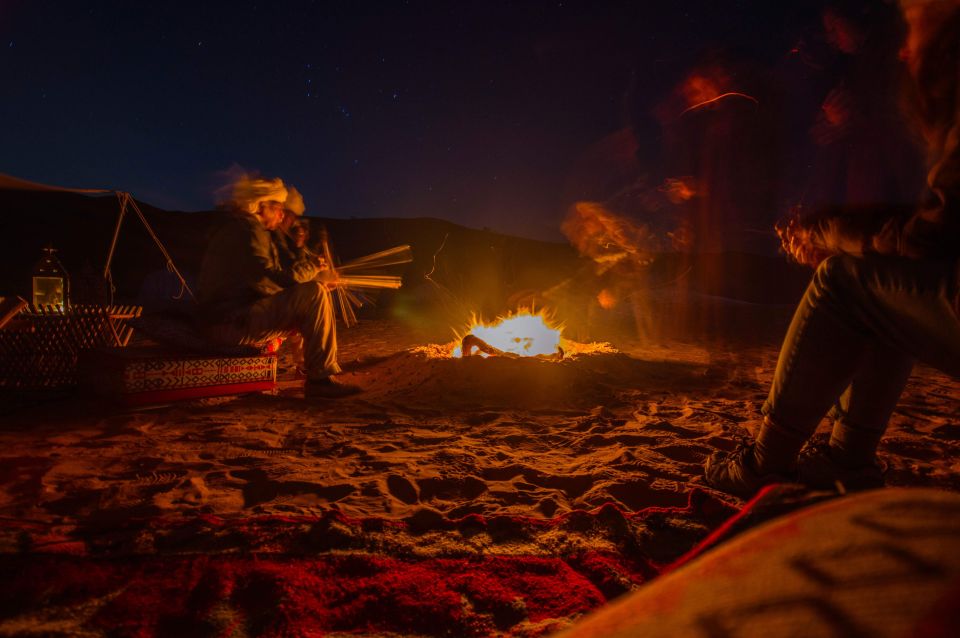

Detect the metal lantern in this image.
[32,246,69,310]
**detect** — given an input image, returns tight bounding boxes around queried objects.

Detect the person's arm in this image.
[288,250,322,283]
[776,205,913,268]
[314,254,340,291]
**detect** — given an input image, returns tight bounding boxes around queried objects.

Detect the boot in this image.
[704,417,805,498]
[796,421,886,492]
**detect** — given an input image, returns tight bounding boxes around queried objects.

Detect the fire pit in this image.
[315,310,627,409]
[451,310,604,361]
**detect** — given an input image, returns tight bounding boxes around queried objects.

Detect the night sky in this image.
[1,1,796,241]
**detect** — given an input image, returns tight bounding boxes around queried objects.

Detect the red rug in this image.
[0,490,743,636]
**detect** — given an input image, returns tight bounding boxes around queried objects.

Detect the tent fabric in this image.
[0,172,194,301]
[0,173,112,194]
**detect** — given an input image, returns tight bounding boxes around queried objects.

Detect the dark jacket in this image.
[197,212,295,322]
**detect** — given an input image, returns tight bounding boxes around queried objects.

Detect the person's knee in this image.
[291,281,324,304]
[812,254,858,300]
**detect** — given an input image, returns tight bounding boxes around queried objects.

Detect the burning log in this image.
[460,334,564,361]
[461,334,516,358]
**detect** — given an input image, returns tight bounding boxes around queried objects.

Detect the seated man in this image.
[273,185,324,375]
[196,175,359,398]
[705,0,960,496]
[273,185,324,283]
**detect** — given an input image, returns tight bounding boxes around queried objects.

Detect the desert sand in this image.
[0,313,957,636]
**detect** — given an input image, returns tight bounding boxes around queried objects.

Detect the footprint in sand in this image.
[480,465,526,481]
[538,497,560,516]
[525,473,595,499]
[654,443,713,465]
[637,420,707,439]
[359,421,400,434]
[576,434,660,450]
[464,412,501,426]
[607,479,689,510]
[417,476,487,501]
[386,474,419,504]
[154,476,211,508]
[882,437,945,462]
[231,469,355,508]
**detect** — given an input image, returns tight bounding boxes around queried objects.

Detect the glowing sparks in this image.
[680,92,759,116]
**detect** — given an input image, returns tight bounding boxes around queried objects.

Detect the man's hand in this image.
[315,255,339,290]
[776,214,832,268]
[776,206,888,268]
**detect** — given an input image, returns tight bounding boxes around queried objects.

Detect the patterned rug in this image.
[0,489,746,637]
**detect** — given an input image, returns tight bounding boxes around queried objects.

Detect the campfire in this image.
[451,309,609,360]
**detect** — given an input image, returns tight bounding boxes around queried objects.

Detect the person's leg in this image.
[754,260,876,473]
[243,282,341,381]
[704,261,874,496]
[793,344,915,491]
[762,254,959,464]
[707,254,960,495]
[829,344,914,467]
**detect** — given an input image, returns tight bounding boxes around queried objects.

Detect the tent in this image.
[0,173,193,303]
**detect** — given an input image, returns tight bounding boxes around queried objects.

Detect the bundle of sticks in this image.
[316,239,413,327]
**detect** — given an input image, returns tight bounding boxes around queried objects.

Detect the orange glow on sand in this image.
[452,310,563,358]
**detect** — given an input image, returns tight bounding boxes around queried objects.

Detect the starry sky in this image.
[1,0,797,241]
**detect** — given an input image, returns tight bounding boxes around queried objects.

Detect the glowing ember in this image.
[452,311,563,358]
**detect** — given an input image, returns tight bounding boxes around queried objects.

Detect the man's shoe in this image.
[797,443,885,492]
[704,444,792,498]
[304,377,362,399]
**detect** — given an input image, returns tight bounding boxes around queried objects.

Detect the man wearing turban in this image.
[197,175,359,398]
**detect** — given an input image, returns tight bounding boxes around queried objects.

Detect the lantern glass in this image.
[32,247,69,310]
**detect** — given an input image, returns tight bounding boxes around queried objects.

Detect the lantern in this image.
[32,246,69,310]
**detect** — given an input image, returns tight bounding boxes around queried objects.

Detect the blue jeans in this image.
[762,254,960,464]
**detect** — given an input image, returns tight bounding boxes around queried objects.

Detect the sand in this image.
[0,318,957,636]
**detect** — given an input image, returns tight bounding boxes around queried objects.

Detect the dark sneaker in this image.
[704,444,792,498]
[304,377,362,399]
[797,444,885,492]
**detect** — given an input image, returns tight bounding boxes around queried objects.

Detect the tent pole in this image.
[126,197,195,300]
[101,191,195,303]
[103,191,128,280]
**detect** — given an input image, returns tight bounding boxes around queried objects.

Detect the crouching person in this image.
[197,175,360,398]
[704,0,960,496]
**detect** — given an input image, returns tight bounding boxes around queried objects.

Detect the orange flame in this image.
[452,309,563,358]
